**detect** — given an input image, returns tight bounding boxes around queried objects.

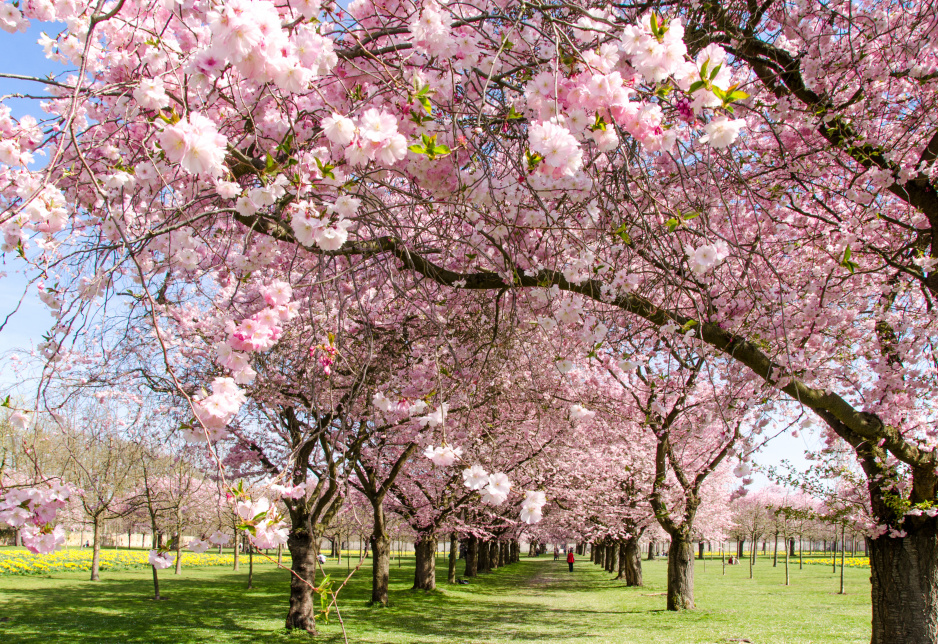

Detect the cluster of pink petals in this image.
[520,490,547,524]
[270,482,307,500]
[322,109,408,167]
[149,550,174,569]
[158,113,228,177]
[423,444,463,467]
[0,483,71,553]
[187,377,248,441]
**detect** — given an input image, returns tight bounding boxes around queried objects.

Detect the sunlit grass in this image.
[0,552,870,643]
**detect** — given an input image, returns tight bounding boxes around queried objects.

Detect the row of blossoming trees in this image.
[0,0,936,640]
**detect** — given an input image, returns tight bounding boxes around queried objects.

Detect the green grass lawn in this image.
[0,551,871,643]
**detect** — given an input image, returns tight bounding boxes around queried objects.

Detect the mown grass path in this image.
[0,552,870,643]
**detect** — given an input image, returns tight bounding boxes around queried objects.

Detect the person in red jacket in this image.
[567,551,575,572]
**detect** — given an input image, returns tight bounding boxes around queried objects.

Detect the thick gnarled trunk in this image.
[285,530,318,633]
[667,536,695,611]
[868,524,938,644]
[413,535,437,591]
[478,539,489,572]
[618,538,643,586]
[465,535,478,577]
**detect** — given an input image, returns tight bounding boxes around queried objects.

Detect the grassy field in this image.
[0,549,871,643]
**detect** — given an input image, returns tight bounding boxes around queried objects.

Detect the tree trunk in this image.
[772,532,778,567]
[466,535,478,577]
[284,529,318,633]
[737,539,743,558]
[597,542,605,568]
[647,540,655,561]
[370,532,391,605]
[369,500,391,606]
[175,527,183,575]
[277,544,283,565]
[448,532,458,583]
[150,530,161,600]
[478,539,489,572]
[868,524,938,644]
[789,537,796,557]
[91,517,102,582]
[247,546,254,589]
[233,528,239,571]
[413,535,437,591]
[489,541,499,570]
[619,538,643,586]
[499,541,507,567]
[698,541,705,560]
[666,535,695,611]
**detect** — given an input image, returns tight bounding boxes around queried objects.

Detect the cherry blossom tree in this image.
[4,0,938,641]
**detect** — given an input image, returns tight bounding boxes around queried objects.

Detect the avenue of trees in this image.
[1,0,937,642]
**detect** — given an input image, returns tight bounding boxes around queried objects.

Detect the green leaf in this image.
[613,223,631,244]
[709,63,723,81]
[726,90,749,102]
[688,80,707,93]
[840,246,859,273]
[665,218,680,232]
[1,396,10,408]
[264,153,277,173]
[649,12,659,37]
[417,96,432,115]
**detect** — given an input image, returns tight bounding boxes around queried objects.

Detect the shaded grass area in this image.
[0,553,870,643]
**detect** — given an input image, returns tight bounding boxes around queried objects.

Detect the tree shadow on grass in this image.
[0,559,657,643]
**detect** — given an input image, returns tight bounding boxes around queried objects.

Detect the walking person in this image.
[553,546,559,561]
[567,550,575,572]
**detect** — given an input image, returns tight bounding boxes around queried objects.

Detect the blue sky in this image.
[0,18,817,484]
[0,22,63,392]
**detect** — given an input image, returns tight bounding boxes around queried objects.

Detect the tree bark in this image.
[499,541,507,567]
[868,523,938,644]
[606,542,616,573]
[91,517,102,582]
[247,546,254,589]
[773,532,779,567]
[666,535,695,611]
[698,541,705,560]
[233,527,239,571]
[175,527,183,575]
[616,540,627,579]
[478,539,489,572]
[489,541,499,570]
[285,529,318,633]
[413,535,437,590]
[597,542,605,568]
[369,500,391,606]
[448,532,458,583]
[647,540,655,561]
[466,535,478,577]
[625,538,644,586]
